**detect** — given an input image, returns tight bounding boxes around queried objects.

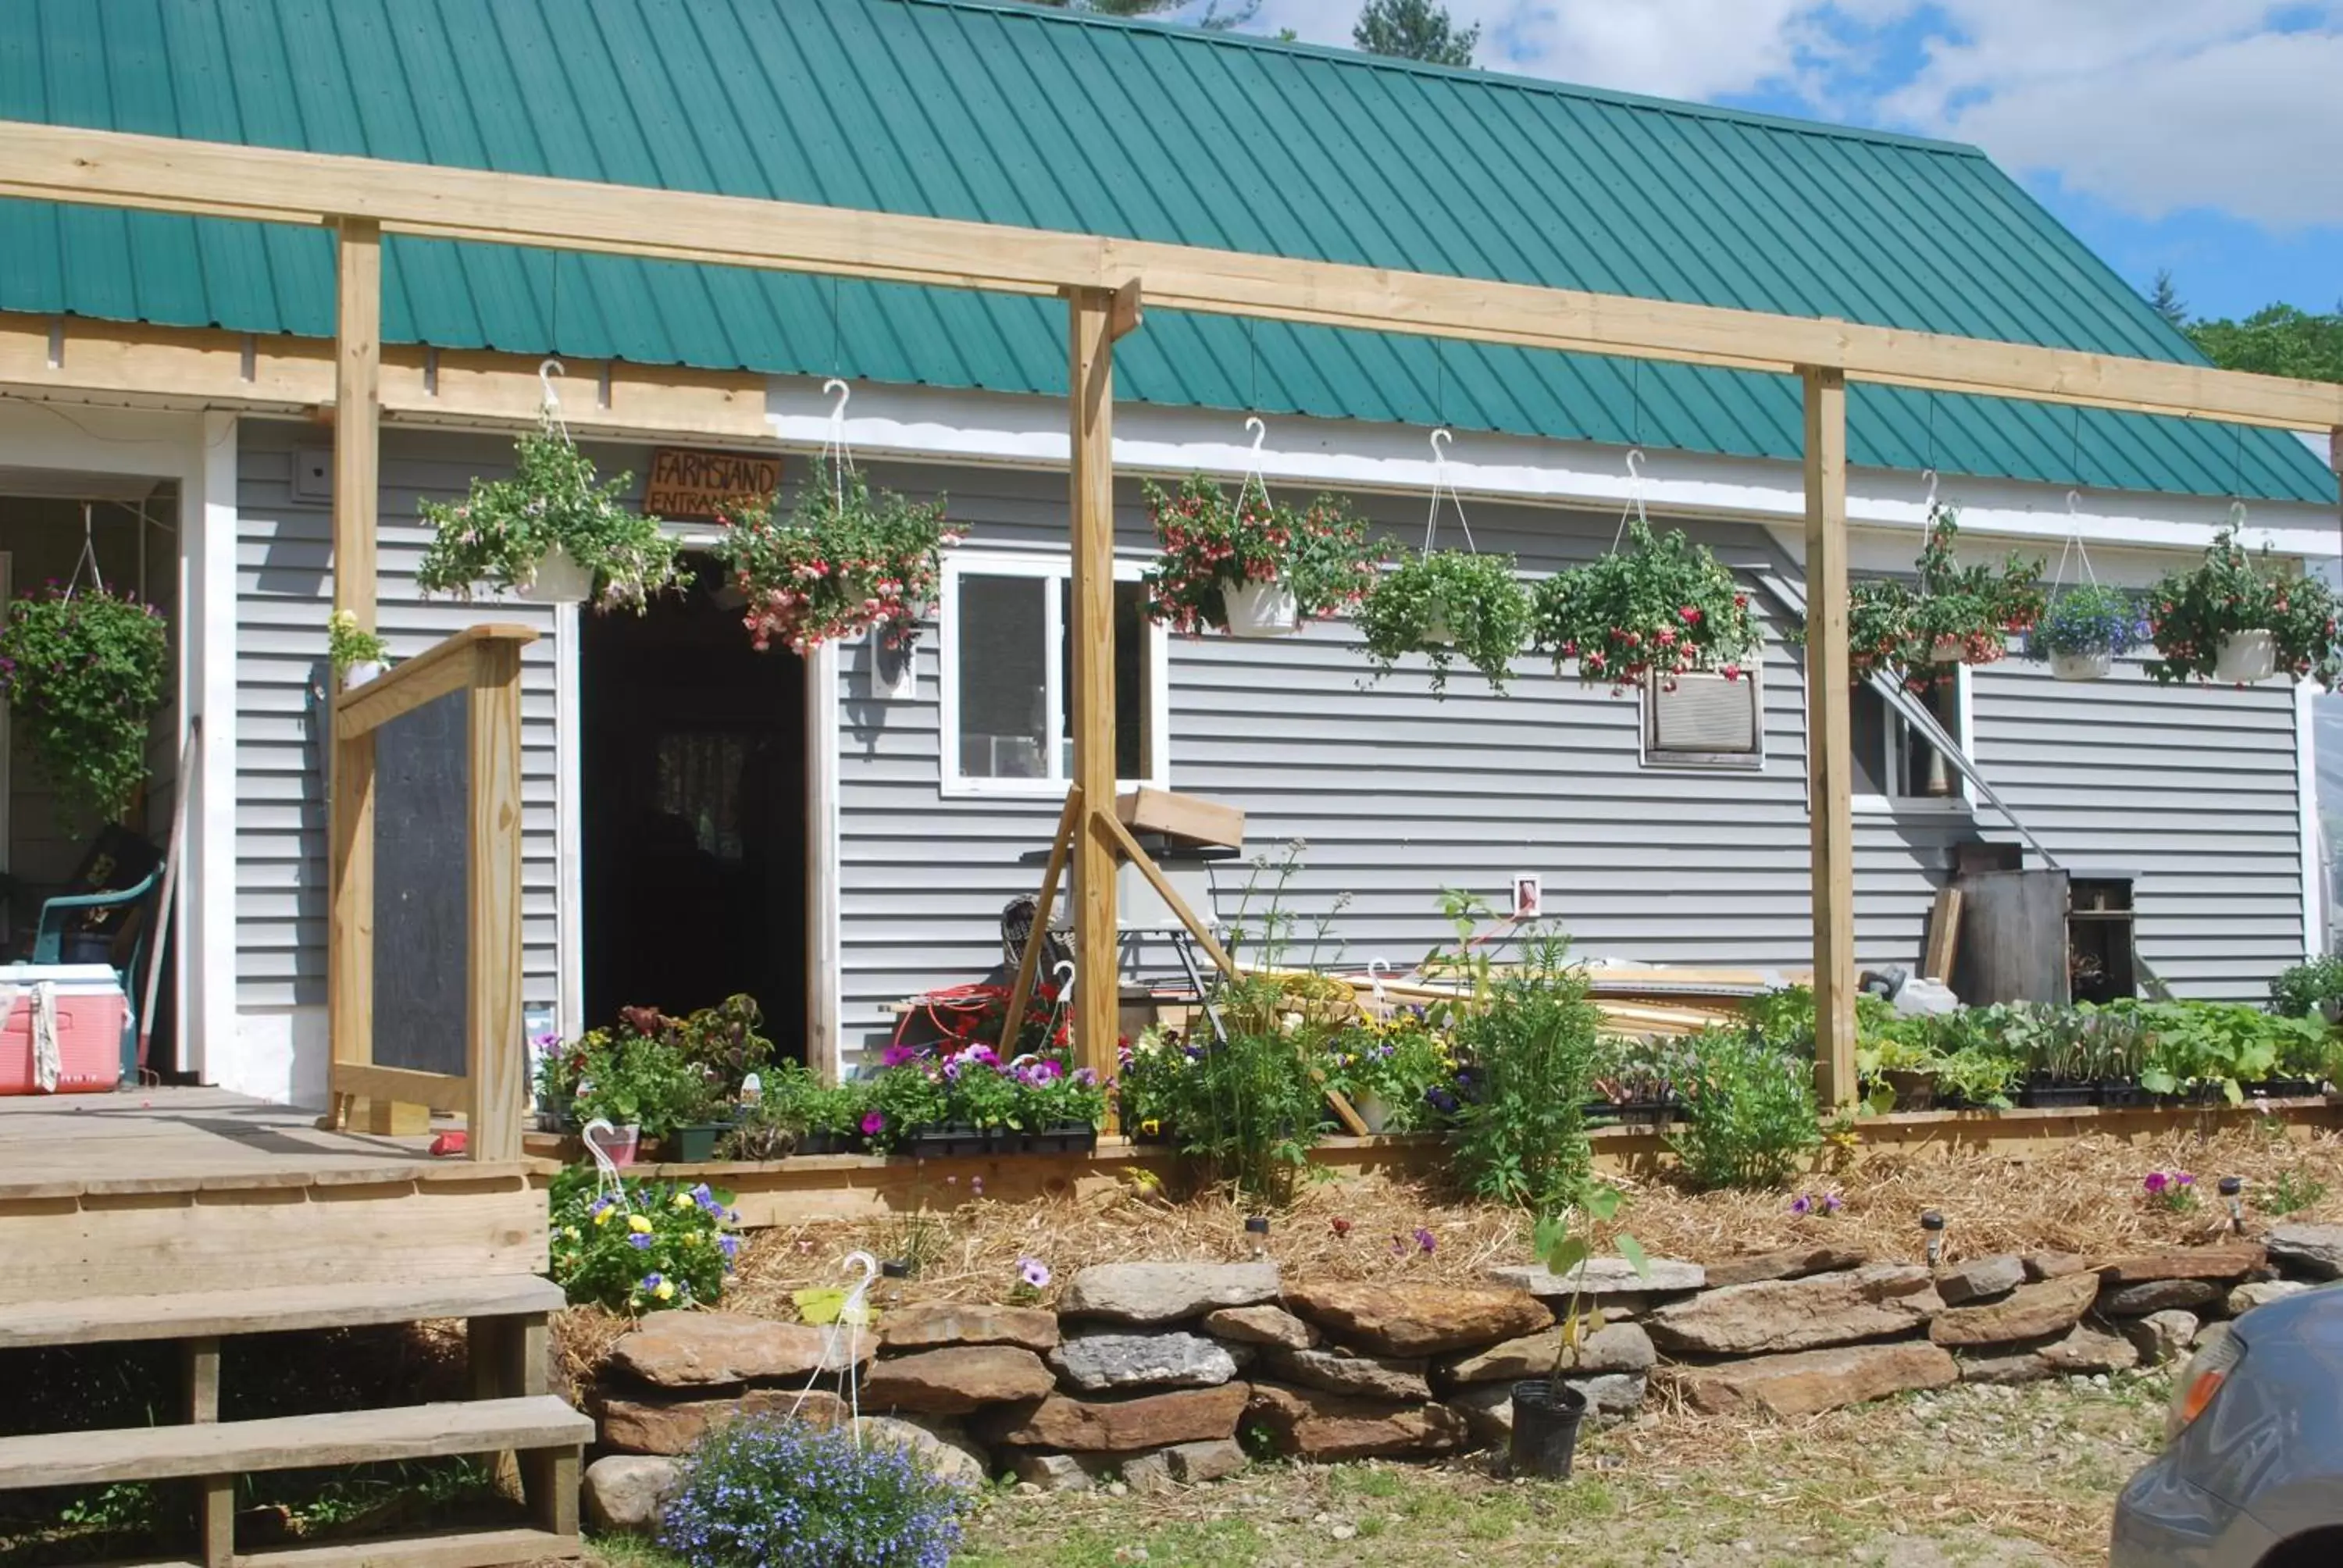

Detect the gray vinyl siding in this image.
[234,422,567,1010]
[834,460,2309,1056]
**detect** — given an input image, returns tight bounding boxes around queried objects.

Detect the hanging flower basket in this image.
[2144,528,2340,687]
[716,457,963,654]
[0,584,169,826]
[1356,550,1531,695]
[2025,583,2144,683]
[416,414,688,613]
[1141,473,1376,638]
[1903,508,2045,672]
[1528,518,1761,693]
[327,608,390,690]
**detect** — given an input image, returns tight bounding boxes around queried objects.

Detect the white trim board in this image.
[2299,677,2324,960]
[762,376,2342,560]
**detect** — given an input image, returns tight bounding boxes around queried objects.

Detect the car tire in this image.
[2260,1528,2343,1568]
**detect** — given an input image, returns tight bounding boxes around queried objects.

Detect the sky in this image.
[1173,0,2343,324]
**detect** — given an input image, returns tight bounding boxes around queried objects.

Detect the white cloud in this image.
[1239,0,2343,231]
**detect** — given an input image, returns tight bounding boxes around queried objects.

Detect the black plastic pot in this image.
[2245,1078,2320,1099]
[1028,1124,1100,1156]
[667,1121,735,1164]
[982,1125,1022,1155]
[797,1130,848,1156]
[2018,1078,2095,1110]
[2096,1080,2149,1110]
[1507,1379,1589,1480]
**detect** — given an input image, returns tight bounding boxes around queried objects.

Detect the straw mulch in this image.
[552,1123,2341,1388]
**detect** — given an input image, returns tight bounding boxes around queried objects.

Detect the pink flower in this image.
[1019,1258,1052,1288]
[861,1111,886,1136]
[2142,1171,2168,1195]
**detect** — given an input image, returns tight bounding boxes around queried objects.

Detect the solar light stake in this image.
[2218,1176,2245,1235]
[1920,1210,1946,1269]
[1245,1214,1271,1258]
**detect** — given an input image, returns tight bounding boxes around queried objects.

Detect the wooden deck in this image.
[0,1087,552,1307]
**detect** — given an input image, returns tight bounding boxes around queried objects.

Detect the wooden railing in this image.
[326,625,537,1161]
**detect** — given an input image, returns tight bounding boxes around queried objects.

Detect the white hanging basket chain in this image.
[1221,414,1300,636]
[538,357,569,444]
[1421,427,1478,558]
[65,500,105,603]
[1609,447,1649,554]
[822,377,855,508]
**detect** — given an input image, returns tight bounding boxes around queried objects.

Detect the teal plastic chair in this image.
[33,863,163,1082]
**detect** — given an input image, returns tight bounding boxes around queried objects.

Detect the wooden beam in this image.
[336,622,539,739]
[3,121,2341,431]
[327,219,383,1128]
[1803,368,1857,1110]
[1067,290,1120,1088]
[329,1062,469,1114]
[1000,787,1085,1059]
[467,636,527,1164]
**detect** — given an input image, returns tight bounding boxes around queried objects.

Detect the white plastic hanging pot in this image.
[1422,600,1455,647]
[1222,576,1300,637]
[1930,635,1968,665]
[2049,649,2112,682]
[519,544,594,605]
[2214,630,2277,684]
[342,660,387,690]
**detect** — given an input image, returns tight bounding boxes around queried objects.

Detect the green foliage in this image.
[2143,528,2341,687]
[2186,303,2343,385]
[2029,583,2146,659]
[1451,936,1603,1213]
[1667,1026,1821,1190]
[548,1166,737,1311]
[326,608,387,674]
[1807,508,2044,684]
[1141,472,1378,634]
[715,1059,825,1159]
[0,584,169,826]
[659,1413,970,1568]
[716,456,962,654]
[416,414,687,611]
[1529,518,1763,693]
[1353,0,1479,64]
[538,1026,720,1138]
[2269,954,2343,1018]
[2117,1000,2330,1103]
[2262,1168,2328,1217]
[1355,549,1531,694]
[1157,978,1334,1202]
[618,994,776,1091]
[1530,1181,1647,1376]
[1323,1010,1464,1130]
[2148,269,2188,330]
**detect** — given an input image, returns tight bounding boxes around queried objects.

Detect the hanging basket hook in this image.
[1921,468,1938,511]
[823,377,851,426]
[1429,427,1453,460]
[2228,499,2249,532]
[538,358,565,410]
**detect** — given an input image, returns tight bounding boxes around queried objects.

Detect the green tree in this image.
[2187,303,2343,385]
[2149,269,2188,328]
[1353,0,1479,65]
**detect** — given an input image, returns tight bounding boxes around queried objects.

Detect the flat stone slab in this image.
[2266,1223,2343,1281]
[1439,1321,1654,1385]
[862,1345,1057,1416]
[1646,1264,1943,1357]
[1245,1381,1469,1461]
[1261,1345,1432,1402]
[1161,1436,1249,1484]
[612,1313,862,1388]
[879,1302,1060,1354]
[1955,1321,2139,1384]
[599,1388,848,1455]
[976,1381,1251,1452]
[2023,1252,2091,1282]
[1059,1263,1281,1324]
[2099,1278,2220,1317]
[1675,1341,1957,1419]
[1489,1256,1704,1298]
[2228,1279,2312,1315]
[1703,1246,1870,1288]
[1284,1281,1550,1357]
[1930,1271,2098,1347]
[1048,1331,1239,1393]
[1935,1255,2026,1306]
[1200,1304,1321,1349]
[2098,1244,2266,1285]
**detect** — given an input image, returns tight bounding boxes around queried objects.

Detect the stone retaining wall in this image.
[580,1221,2343,1530]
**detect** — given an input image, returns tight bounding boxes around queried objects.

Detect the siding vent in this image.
[1642,670,1762,768]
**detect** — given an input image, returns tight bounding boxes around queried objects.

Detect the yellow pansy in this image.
[593,1206,615,1226]
[654,1280,676,1300]
[672,1191,695,1210]
[628,1213,654,1234]
[562,1225,581,1242]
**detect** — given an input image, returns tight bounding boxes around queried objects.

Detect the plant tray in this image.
[2017,1082,2095,1110]
[1025,1125,1100,1156]
[2243,1078,2321,1099]
[2095,1082,2150,1109]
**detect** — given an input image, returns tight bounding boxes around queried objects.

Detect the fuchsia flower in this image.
[2143,1171,2170,1196]
[861,1111,886,1136]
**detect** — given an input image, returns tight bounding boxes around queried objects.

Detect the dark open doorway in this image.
[581,558,808,1061]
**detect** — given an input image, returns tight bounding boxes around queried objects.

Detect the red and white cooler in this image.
[0,964,127,1096]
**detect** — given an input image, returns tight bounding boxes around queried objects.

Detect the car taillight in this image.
[2166,1324,2245,1441]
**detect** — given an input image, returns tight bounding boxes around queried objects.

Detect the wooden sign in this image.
[644,447,781,522]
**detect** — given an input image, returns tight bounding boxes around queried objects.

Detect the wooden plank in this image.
[999,787,1084,1059]
[0,1397,593,1488]
[333,625,537,740]
[1803,367,1857,1109]
[467,637,527,1164]
[238,1526,581,1568]
[1066,290,1120,1088]
[329,1063,467,1115]
[4,121,2341,429]
[522,1448,580,1540]
[0,1275,566,1350]
[1922,886,1963,982]
[1115,787,1243,850]
[192,1335,233,1568]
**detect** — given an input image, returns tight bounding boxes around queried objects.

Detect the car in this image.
[2111,1281,2343,1567]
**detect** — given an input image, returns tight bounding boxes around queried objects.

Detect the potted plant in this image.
[1355,550,1531,694]
[1904,508,2045,671]
[328,609,390,689]
[416,413,689,611]
[1528,519,1762,693]
[716,457,963,654]
[1140,472,1376,638]
[2027,583,2143,682]
[1516,1184,1648,1480]
[0,583,170,826]
[1016,1056,1107,1153]
[2144,528,2341,687]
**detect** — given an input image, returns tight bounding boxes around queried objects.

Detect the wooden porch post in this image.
[327,219,390,1128]
[1065,288,1118,1085]
[467,636,527,1162]
[1803,367,1857,1107]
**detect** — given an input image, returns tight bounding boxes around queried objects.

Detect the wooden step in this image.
[0,1397,593,1490]
[93,1527,582,1568]
[0,1275,567,1350]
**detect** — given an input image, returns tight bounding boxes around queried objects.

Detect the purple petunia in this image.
[1414,1228,1437,1254]
[1790,1194,1813,1216]
[1019,1258,1051,1288]
[861,1110,886,1136]
[1823,1194,1844,1214]
[881,1042,920,1069]
[2144,1171,2169,1195]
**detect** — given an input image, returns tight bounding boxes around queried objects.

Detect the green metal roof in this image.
[0,0,2328,503]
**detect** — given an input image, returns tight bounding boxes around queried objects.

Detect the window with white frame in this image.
[938,551,1169,797]
[1849,665,1972,811]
